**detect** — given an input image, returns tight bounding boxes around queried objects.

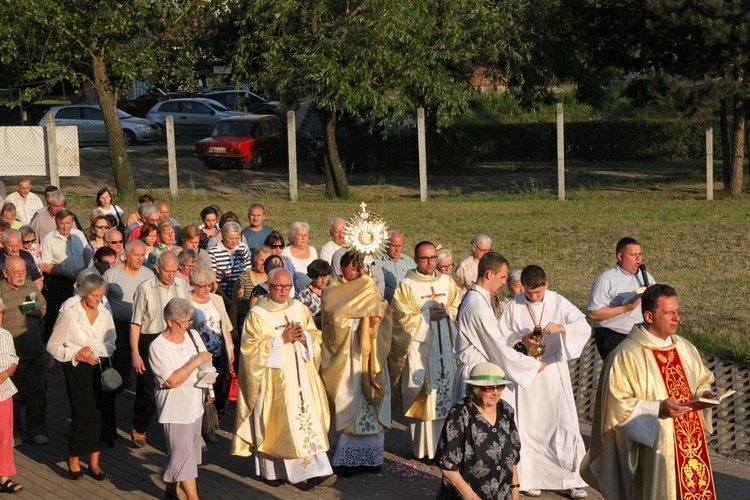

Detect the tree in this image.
[572,0,750,193]
[234,0,533,198]
[0,0,217,197]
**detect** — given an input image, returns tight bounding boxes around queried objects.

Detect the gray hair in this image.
[329,217,345,230]
[222,220,241,235]
[189,264,215,286]
[47,190,65,205]
[137,202,150,217]
[389,229,404,239]
[19,225,36,240]
[157,250,178,268]
[124,239,145,252]
[105,229,123,243]
[178,249,197,266]
[507,269,522,285]
[78,272,106,296]
[267,268,291,284]
[1,229,20,244]
[436,248,453,264]
[471,233,492,246]
[157,221,174,234]
[288,221,310,242]
[143,205,159,218]
[163,298,195,322]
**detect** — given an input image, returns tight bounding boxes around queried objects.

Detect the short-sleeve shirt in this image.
[0,279,47,359]
[378,253,416,302]
[587,264,655,334]
[149,332,205,424]
[436,398,521,500]
[297,287,322,318]
[104,265,154,322]
[241,225,273,252]
[193,299,223,356]
[41,228,88,272]
[131,276,190,334]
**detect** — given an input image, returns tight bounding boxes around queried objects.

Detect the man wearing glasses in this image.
[391,241,461,463]
[497,265,591,498]
[455,233,492,290]
[0,230,43,290]
[129,251,189,448]
[103,229,125,263]
[232,268,336,490]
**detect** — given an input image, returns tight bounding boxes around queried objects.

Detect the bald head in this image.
[3,255,27,288]
[156,251,179,286]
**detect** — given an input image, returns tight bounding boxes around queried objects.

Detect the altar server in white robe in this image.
[231,268,336,489]
[390,241,461,461]
[497,264,591,498]
[452,252,542,406]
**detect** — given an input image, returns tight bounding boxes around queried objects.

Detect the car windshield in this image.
[205,100,231,112]
[213,121,254,137]
[117,109,133,119]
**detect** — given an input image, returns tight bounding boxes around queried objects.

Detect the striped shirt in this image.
[0,327,19,402]
[209,242,251,296]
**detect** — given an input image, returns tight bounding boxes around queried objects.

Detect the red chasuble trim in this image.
[652,348,716,499]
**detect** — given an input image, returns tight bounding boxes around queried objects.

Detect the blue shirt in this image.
[379,253,416,302]
[241,225,274,252]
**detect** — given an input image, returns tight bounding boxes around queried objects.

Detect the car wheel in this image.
[123,130,137,146]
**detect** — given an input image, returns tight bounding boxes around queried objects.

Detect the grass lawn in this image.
[70,188,750,368]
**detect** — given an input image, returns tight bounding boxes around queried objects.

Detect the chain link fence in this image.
[0,124,80,177]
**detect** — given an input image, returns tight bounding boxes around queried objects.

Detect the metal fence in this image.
[0,123,80,180]
[570,338,750,458]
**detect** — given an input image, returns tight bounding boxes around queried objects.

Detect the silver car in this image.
[145,98,247,137]
[38,104,162,145]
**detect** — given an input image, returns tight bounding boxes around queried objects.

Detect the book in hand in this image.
[196,371,218,388]
[680,390,737,411]
[20,301,36,315]
[622,287,647,306]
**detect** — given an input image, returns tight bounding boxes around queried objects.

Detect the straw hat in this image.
[467,362,512,387]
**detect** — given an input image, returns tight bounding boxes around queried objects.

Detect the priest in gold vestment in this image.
[320,251,398,472]
[391,241,461,461]
[581,285,718,500]
[231,269,336,488]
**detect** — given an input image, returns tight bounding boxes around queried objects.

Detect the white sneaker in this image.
[568,488,588,498]
[522,490,542,497]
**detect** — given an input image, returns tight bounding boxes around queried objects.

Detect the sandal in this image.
[0,479,23,493]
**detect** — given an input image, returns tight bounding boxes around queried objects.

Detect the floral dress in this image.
[296,287,321,319]
[436,398,520,500]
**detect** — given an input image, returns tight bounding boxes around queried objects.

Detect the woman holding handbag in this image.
[150,298,214,500]
[189,265,235,443]
[47,273,117,481]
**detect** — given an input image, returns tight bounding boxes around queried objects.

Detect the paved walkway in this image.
[9,368,750,499]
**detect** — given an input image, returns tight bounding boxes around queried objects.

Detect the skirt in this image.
[62,361,117,456]
[162,418,204,483]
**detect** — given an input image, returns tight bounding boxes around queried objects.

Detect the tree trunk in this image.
[91,51,137,197]
[424,108,440,169]
[320,109,350,198]
[721,98,731,190]
[730,93,745,194]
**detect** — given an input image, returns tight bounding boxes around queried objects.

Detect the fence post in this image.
[418,107,427,202]
[287,110,298,202]
[556,103,565,201]
[166,115,178,198]
[45,112,60,188]
[706,120,714,201]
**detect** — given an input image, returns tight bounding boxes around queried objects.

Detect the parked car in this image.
[145,98,247,137]
[38,104,162,145]
[118,91,189,118]
[200,90,280,115]
[194,114,287,169]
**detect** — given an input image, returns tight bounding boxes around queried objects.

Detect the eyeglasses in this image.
[193,283,212,289]
[437,264,454,271]
[481,385,505,393]
[107,240,123,245]
[94,225,110,230]
[416,256,438,262]
[270,244,284,249]
[268,283,293,291]
[22,239,35,245]
[174,319,193,329]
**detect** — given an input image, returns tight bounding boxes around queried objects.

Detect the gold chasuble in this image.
[320,274,396,434]
[581,325,716,500]
[391,270,461,420]
[231,297,330,459]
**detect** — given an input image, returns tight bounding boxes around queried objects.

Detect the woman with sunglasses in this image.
[18,225,42,274]
[263,231,297,286]
[435,363,520,500]
[84,215,111,267]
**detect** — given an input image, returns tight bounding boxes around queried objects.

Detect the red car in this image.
[195,114,287,169]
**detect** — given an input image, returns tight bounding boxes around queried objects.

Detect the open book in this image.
[680,390,736,411]
[622,287,647,306]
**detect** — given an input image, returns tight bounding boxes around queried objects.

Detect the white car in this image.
[146,98,247,137]
[38,104,162,145]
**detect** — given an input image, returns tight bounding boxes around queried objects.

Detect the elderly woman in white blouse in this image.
[281,221,317,290]
[47,273,116,481]
[149,298,214,500]
[0,299,23,493]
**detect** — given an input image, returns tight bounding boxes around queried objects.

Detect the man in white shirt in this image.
[319,217,346,264]
[588,237,655,360]
[4,178,44,225]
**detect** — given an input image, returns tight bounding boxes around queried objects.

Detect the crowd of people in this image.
[0,177,722,499]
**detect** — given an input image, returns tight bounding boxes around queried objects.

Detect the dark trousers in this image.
[132,334,159,434]
[62,361,116,456]
[594,327,628,361]
[42,275,75,340]
[11,353,47,437]
[112,320,132,383]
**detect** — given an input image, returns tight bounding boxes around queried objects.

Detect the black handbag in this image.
[99,357,122,392]
[186,330,220,435]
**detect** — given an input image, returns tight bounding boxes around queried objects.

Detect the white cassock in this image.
[452,284,541,406]
[498,290,591,491]
[392,271,460,460]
